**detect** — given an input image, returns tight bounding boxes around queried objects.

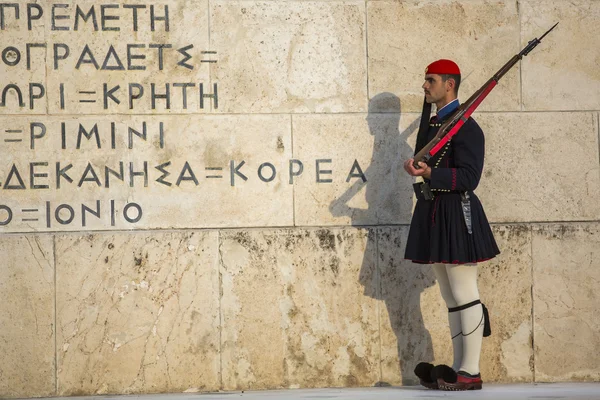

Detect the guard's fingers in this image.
[406,165,421,176]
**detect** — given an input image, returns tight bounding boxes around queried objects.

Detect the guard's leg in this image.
[432,264,463,371]
[434,264,485,391]
[445,264,483,376]
[414,263,462,389]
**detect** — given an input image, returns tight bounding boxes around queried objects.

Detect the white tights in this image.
[432,263,484,375]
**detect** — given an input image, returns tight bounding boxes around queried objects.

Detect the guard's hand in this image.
[403,158,432,178]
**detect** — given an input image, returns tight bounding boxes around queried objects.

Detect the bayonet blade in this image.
[539,22,559,42]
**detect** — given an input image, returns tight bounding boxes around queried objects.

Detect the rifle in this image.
[413,22,559,169]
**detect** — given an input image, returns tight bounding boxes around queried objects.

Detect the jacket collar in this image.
[436,99,460,121]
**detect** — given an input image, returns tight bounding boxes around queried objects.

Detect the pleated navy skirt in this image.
[404,192,500,264]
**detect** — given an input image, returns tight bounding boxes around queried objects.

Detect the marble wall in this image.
[1,0,599,397]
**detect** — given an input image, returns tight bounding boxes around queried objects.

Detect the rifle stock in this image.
[412,22,558,169]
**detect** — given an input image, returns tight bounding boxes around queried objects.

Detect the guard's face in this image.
[422,74,448,104]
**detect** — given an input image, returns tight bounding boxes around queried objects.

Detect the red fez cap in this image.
[425,59,461,75]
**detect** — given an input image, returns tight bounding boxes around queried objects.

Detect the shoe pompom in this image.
[414,362,434,381]
[432,364,457,383]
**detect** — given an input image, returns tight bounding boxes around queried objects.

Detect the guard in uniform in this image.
[403,59,500,391]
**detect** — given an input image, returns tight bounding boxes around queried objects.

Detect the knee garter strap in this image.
[448,300,491,337]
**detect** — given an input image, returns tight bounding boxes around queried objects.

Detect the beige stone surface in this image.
[479,225,533,382]
[532,223,600,382]
[0,1,47,114]
[1,0,599,393]
[220,228,380,390]
[0,115,293,232]
[378,225,533,384]
[210,1,367,113]
[293,109,419,227]
[45,0,211,114]
[367,0,521,113]
[55,231,220,395]
[0,235,55,398]
[475,112,600,222]
[521,1,600,111]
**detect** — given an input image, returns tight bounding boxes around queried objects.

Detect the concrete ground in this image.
[41,384,600,400]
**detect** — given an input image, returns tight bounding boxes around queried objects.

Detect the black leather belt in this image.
[413,181,462,200]
[413,181,434,200]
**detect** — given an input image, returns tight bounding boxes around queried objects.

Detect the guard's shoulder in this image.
[454,117,484,145]
[458,117,484,137]
[464,116,483,133]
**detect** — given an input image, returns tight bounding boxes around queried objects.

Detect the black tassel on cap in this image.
[414,97,432,156]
